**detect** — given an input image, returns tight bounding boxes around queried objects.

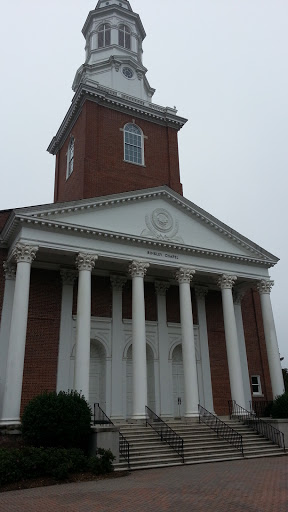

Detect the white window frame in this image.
[119,24,131,49]
[98,23,111,48]
[66,137,75,180]
[123,123,145,166]
[251,375,263,396]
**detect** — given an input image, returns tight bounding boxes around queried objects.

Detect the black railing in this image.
[229,400,285,452]
[93,403,130,467]
[119,432,130,468]
[199,405,244,455]
[250,400,273,418]
[94,403,113,425]
[145,406,184,462]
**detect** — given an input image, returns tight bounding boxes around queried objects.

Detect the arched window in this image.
[119,24,131,50]
[66,137,75,179]
[124,124,144,165]
[98,23,111,48]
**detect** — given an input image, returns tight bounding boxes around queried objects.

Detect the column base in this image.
[184,412,199,420]
[0,418,21,426]
[131,413,147,422]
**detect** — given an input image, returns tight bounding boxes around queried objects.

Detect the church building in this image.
[0,0,284,426]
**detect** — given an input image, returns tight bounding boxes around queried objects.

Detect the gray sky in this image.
[0,1,287,367]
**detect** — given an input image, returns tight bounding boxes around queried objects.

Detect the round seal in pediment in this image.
[151,209,173,233]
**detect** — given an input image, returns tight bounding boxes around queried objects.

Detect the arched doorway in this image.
[89,340,106,412]
[172,344,184,417]
[126,344,156,418]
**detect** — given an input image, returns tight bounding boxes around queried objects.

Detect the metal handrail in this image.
[250,400,273,418]
[145,406,184,462]
[94,403,113,425]
[93,403,130,467]
[229,400,285,452]
[199,405,244,456]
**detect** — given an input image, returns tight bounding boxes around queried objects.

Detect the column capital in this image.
[195,286,208,299]
[75,253,98,272]
[60,269,77,285]
[3,262,16,281]
[110,275,127,290]
[129,260,149,278]
[155,281,170,296]
[257,279,274,295]
[217,274,237,290]
[12,244,38,264]
[175,267,195,284]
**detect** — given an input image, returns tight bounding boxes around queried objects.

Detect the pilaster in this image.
[56,270,77,393]
[195,286,214,413]
[110,275,127,420]
[155,281,172,418]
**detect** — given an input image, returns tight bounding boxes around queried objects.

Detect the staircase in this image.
[115,418,286,471]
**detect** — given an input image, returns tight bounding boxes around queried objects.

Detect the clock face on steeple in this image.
[122,67,134,79]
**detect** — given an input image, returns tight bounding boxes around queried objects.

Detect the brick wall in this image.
[73,275,112,317]
[21,269,62,413]
[242,289,273,401]
[206,290,231,415]
[54,101,183,203]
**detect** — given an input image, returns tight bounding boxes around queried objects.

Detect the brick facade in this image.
[0,257,273,415]
[20,269,62,413]
[54,101,183,203]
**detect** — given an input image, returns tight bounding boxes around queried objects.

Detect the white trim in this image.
[251,375,263,396]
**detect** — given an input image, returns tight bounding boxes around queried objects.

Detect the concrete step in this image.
[115,418,287,472]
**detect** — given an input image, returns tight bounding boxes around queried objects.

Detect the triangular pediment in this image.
[11,187,277,266]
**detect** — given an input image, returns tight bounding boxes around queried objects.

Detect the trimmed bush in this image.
[271,392,288,419]
[0,447,115,486]
[21,391,92,449]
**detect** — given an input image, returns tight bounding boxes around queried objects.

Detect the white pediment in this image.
[20,188,275,264]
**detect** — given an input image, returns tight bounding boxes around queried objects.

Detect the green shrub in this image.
[21,391,92,449]
[0,447,114,486]
[271,392,288,419]
[88,449,115,475]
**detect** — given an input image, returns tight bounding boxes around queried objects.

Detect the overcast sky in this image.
[0,1,287,367]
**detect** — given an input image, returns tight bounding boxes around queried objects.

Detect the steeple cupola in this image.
[72,0,155,101]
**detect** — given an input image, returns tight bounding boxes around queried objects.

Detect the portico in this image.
[0,188,284,424]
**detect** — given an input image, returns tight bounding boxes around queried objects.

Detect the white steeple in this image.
[72,1,155,101]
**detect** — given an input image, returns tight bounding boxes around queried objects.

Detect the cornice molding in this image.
[47,84,186,154]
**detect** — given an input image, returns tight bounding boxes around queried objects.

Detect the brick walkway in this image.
[0,457,287,512]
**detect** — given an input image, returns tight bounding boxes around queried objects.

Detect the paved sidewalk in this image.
[0,457,287,512]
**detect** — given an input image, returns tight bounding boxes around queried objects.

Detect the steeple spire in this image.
[72,0,155,101]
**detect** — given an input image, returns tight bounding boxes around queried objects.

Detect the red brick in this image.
[54,101,183,203]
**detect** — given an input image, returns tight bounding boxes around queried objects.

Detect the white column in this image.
[218,274,246,408]
[110,275,127,421]
[129,260,149,420]
[0,263,16,417]
[56,270,77,393]
[233,289,252,410]
[257,280,285,397]
[155,281,172,418]
[195,286,215,413]
[74,253,97,401]
[176,268,199,418]
[1,244,38,424]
